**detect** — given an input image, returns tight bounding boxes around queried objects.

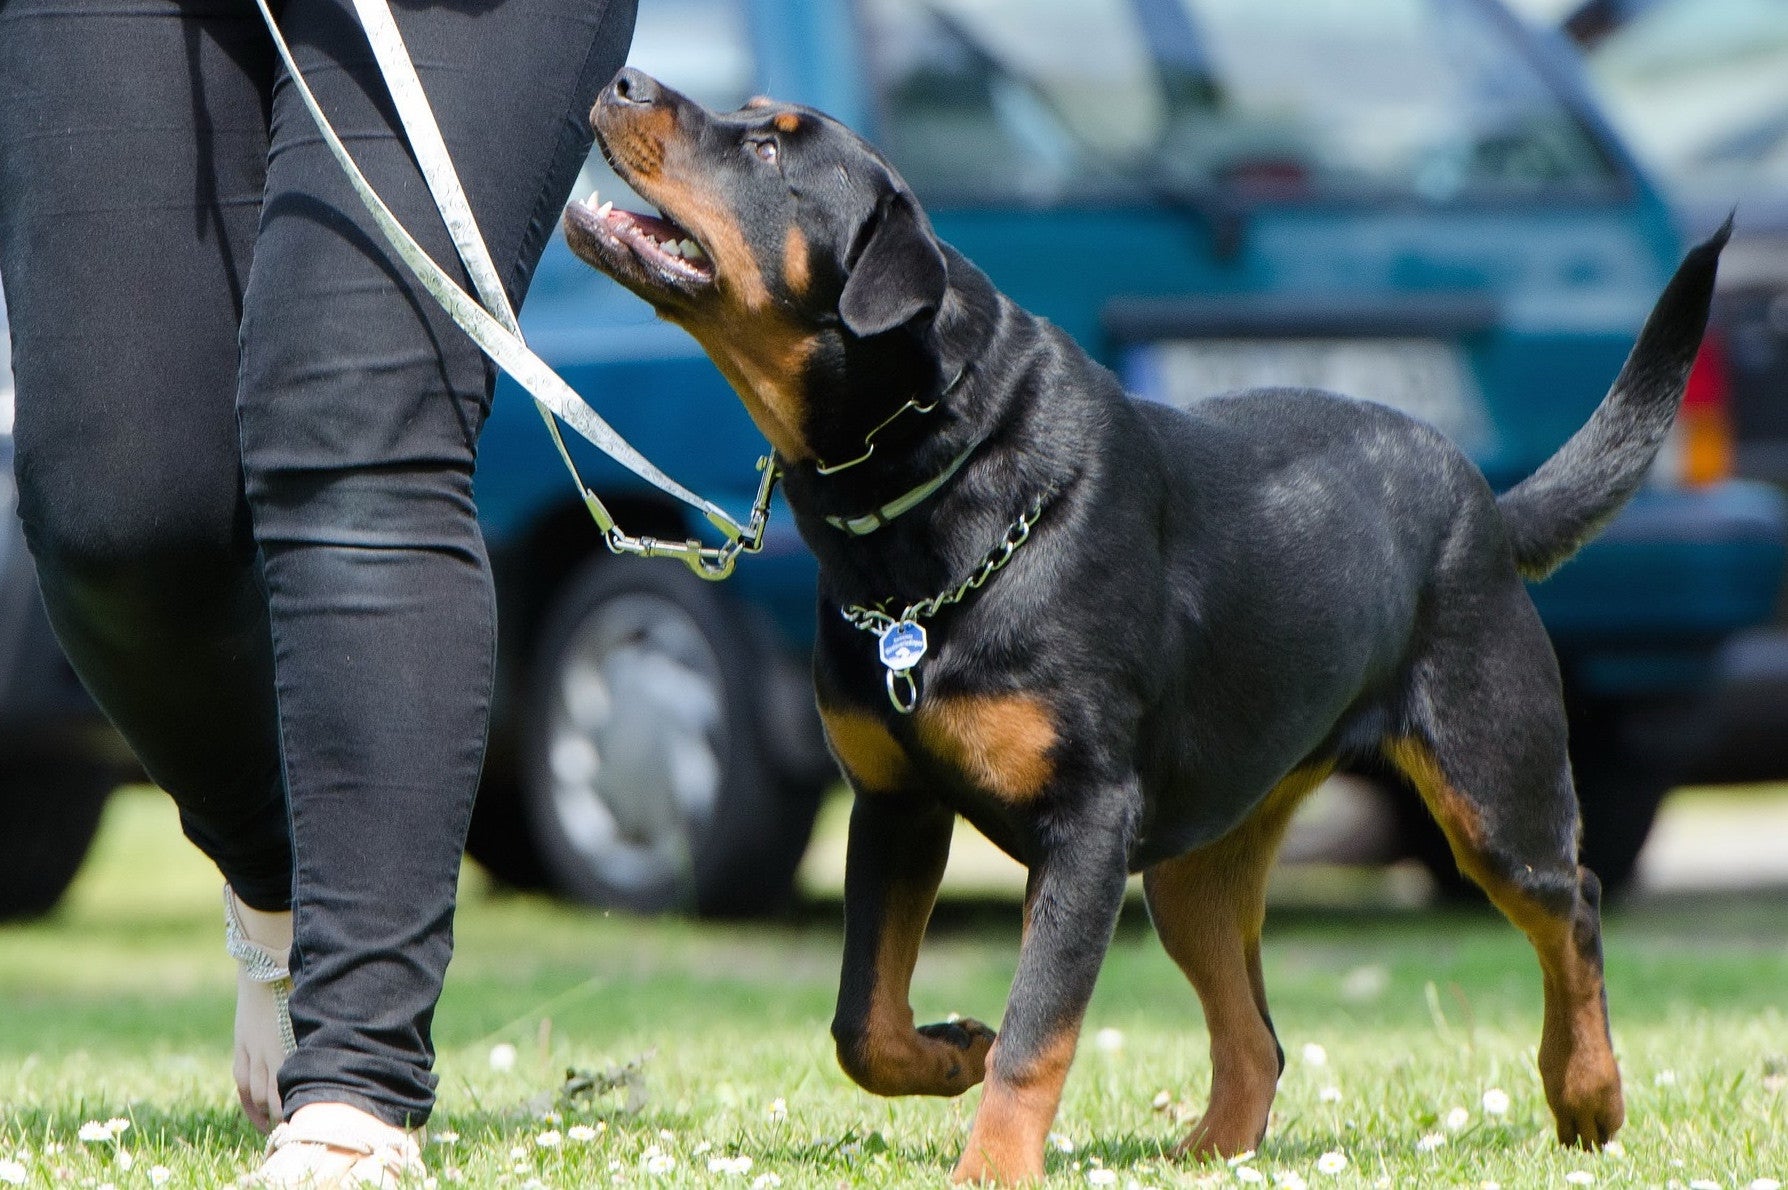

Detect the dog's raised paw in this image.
[919,1018,997,1051]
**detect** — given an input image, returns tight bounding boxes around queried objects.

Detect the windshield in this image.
[1585,0,1788,202]
[860,0,1621,205]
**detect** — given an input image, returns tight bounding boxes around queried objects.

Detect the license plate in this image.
[1123,337,1494,454]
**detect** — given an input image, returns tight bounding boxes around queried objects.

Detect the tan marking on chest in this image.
[820,705,909,793]
[916,694,1056,802]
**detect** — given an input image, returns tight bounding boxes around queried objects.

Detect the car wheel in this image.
[0,751,113,921]
[1395,695,1683,900]
[518,555,821,917]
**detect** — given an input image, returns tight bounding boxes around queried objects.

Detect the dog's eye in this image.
[750,138,779,166]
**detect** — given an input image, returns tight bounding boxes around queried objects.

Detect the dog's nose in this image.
[608,67,662,108]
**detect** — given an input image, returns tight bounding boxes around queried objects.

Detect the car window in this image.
[567,0,755,212]
[859,0,1621,205]
[1586,0,1788,199]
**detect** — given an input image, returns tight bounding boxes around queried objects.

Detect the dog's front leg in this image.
[831,792,996,1097]
[954,809,1133,1186]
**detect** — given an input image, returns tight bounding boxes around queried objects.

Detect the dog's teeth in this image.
[662,239,683,257]
[585,188,601,208]
[595,200,613,218]
[680,239,705,260]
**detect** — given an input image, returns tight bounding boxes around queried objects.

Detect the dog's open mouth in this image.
[563,188,714,294]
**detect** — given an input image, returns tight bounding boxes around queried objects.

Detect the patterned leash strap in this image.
[250,0,775,579]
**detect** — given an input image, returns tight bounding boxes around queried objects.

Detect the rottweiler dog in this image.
[564,66,1727,1184]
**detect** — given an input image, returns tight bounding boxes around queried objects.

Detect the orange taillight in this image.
[1677,331,1735,488]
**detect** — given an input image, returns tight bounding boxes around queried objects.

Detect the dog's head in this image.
[563,68,949,463]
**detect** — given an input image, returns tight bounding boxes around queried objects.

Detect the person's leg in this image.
[0,0,290,906]
[237,0,635,1125]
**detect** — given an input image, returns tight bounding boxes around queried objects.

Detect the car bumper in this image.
[1530,479,1788,696]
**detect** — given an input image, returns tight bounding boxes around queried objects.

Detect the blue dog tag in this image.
[879,620,928,672]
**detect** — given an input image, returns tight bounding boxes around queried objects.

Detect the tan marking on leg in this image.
[783,225,811,298]
[916,695,1055,803]
[1385,737,1624,1148]
[820,706,908,793]
[952,1030,1078,1185]
[1146,764,1331,1160]
[845,879,994,1097]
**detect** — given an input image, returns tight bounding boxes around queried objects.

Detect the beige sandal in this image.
[224,885,296,1130]
[242,1103,425,1188]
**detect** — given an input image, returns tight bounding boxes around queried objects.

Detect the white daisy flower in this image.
[1444,1107,1470,1131]
[643,1152,676,1175]
[0,1161,24,1186]
[1316,1152,1348,1175]
[1319,1087,1342,1104]
[1749,1180,1782,1190]
[149,1167,172,1187]
[78,1121,116,1143]
[1481,1088,1510,1115]
[1565,1172,1595,1185]
[116,1150,135,1170]
[766,1098,788,1123]
[751,1175,783,1189]
[1603,1141,1625,1158]
[1301,1043,1328,1067]
[1276,1173,1308,1190]
[1227,1151,1257,1167]
[1340,965,1389,1001]
[433,1131,460,1144]
[1151,1091,1172,1111]
[1415,1133,1446,1152]
[1087,1171,1117,1187]
[1236,1166,1265,1184]
[567,1125,599,1143]
[535,1131,562,1149]
[1654,1069,1677,1086]
[708,1155,753,1176]
[1050,1134,1077,1154]
[1095,1028,1125,1053]
[489,1043,518,1072]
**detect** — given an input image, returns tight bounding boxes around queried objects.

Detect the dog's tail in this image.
[1496,219,1731,581]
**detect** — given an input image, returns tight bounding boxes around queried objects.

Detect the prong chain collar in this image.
[841,482,1060,713]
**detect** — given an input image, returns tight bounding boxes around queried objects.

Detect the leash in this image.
[840,482,1059,713]
[251,0,776,580]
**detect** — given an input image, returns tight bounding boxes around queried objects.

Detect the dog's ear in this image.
[838,190,948,337]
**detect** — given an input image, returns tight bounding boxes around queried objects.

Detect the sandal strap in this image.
[256,1119,424,1187]
[224,886,297,1056]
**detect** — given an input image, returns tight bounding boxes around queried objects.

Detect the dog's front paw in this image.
[917,1017,996,1091]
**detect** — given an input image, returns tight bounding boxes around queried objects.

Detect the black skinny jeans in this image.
[0,0,634,1124]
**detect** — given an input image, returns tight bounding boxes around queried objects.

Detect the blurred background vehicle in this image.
[4,0,1784,920]
[1527,0,1788,785]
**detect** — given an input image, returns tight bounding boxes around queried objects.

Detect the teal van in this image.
[449,0,1785,914]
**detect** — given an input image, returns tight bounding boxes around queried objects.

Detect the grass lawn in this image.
[1,788,1784,1188]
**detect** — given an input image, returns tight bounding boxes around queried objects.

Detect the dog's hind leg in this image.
[1144,764,1333,1160]
[1385,594,1624,1147]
